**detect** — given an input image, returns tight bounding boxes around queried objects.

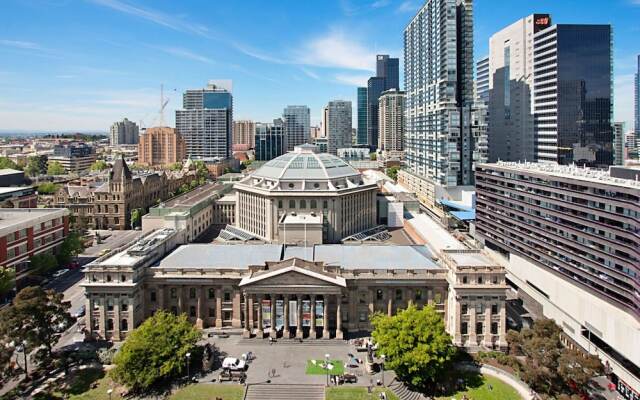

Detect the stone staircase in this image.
[244,384,325,400]
[388,378,430,400]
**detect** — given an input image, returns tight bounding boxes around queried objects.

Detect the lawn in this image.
[169,384,244,400]
[306,359,345,375]
[435,374,522,400]
[67,374,123,400]
[326,387,399,400]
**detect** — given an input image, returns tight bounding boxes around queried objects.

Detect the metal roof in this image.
[251,149,360,181]
[157,244,283,269]
[314,245,440,270]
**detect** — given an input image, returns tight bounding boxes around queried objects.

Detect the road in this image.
[82,229,142,257]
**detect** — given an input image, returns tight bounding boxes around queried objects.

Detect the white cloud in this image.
[0,39,41,50]
[371,0,390,8]
[232,42,287,64]
[295,29,377,71]
[156,46,215,64]
[396,0,419,13]
[300,67,320,80]
[334,73,370,87]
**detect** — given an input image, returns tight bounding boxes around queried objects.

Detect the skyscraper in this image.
[487,14,550,163]
[475,56,489,105]
[533,24,613,167]
[110,118,139,145]
[283,105,310,150]
[233,120,256,148]
[175,81,233,160]
[357,87,368,145]
[326,100,352,155]
[138,127,186,166]
[613,122,625,166]
[255,119,286,161]
[378,89,405,154]
[365,55,400,150]
[376,54,400,91]
[367,76,385,150]
[400,0,474,213]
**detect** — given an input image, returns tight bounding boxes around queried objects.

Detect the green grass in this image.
[435,374,522,400]
[326,387,399,400]
[67,374,123,400]
[169,384,244,400]
[306,359,345,375]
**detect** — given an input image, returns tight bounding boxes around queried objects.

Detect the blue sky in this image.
[0,0,638,132]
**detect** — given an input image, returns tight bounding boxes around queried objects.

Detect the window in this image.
[121,275,126,282]
[310,200,317,208]
[323,201,328,209]
[395,289,403,301]
[224,291,231,302]
[189,288,196,299]
[434,292,442,304]
[189,306,196,317]
[359,312,367,322]
[461,304,468,314]
[93,318,99,330]
[209,308,215,317]
[107,299,113,311]
[106,319,114,331]
[170,288,177,299]
[208,288,215,299]
[415,289,423,300]
[106,275,112,282]
[150,291,156,302]
[477,276,483,284]
[376,289,384,300]
[462,276,468,284]
[278,200,283,209]
[476,322,484,334]
[121,303,128,311]
[476,303,484,313]
[461,322,468,335]
[359,291,367,304]
[491,322,499,335]
[491,304,498,314]
[289,200,295,208]
[121,319,128,331]
[492,275,498,284]
[299,200,306,209]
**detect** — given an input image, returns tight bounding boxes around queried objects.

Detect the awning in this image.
[450,210,476,221]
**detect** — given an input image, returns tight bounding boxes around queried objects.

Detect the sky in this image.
[0,0,639,132]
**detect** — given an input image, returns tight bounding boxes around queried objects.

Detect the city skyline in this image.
[0,0,639,132]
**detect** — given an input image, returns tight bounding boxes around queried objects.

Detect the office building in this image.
[533,24,613,166]
[367,77,385,150]
[476,56,489,105]
[365,55,400,150]
[310,126,322,140]
[613,122,625,166]
[378,89,405,155]
[487,14,551,163]
[376,54,400,91]
[0,187,37,208]
[138,127,186,167]
[399,0,474,213]
[176,81,233,160]
[326,101,352,155]
[110,118,139,145]
[233,120,256,148]
[283,106,310,151]
[255,119,286,161]
[475,161,640,391]
[357,87,368,145]
[48,143,97,173]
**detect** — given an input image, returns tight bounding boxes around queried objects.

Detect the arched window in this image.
[121,319,128,331]
[106,319,114,331]
[300,200,306,209]
[310,200,317,209]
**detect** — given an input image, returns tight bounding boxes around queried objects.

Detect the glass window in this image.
[121,319,128,331]
[189,288,196,299]
[150,291,156,302]
[461,322,468,335]
[106,319,114,331]
[278,200,283,209]
[478,276,483,284]
[461,304,468,314]
[491,322,499,335]
[415,289,423,300]
[170,288,177,298]
[476,322,484,334]
[209,308,215,317]
[121,303,128,311]
[376,289,383,300]
[208,288,215,299]
[395,289,403,301]
[359,312,367,322]
[310,200,317,208]
[289,200,295,208]
[299,200,306,209]
[224,291,231,302]
[491,304,498,314]
[121,275,126,282]
[189,306,196,317]
[462,276,468,284]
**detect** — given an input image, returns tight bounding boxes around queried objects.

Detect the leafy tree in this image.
[179,184,189,194]
[130,208,142,228]
[112,310,200,392]
[193,160,208,180]
[89,160,109,171]
[169,162,183,171]
[558,348,603,388]
[25,156,43,177]
[386,166,400,181]
[371,305,456,389]
[56,232,84,266]
[0,267,15,299]
[189,179,198,189]
[0,287,73,373]
[47,161,65,176]
[29,253,58,275]
[36,182,60,195]
[0,157,18,170]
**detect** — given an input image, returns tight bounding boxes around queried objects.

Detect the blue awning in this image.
[437,199,474,212]
[450,210,476,221]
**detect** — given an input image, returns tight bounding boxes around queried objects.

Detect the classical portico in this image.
[239,258,346,339]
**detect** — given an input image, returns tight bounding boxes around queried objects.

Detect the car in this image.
[222,357,246,371]
[98,248,111,257]
[68,260,80,269]
[73,305,86,318]
[52,269,70,279]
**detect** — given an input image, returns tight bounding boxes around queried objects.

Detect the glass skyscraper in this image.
[357,87,368,145]
[533,24,613,167]
[363,55,400,150]
[176,81,233,159]
[255,119,286,161]
[377,55,400,91]
[283,105,310,151]
[367,77,385,150]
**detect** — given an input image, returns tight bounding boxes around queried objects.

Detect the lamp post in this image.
[380,354,386,386]
[325,353,330,386]
[186,352,191,382]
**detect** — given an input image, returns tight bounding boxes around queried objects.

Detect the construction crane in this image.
[140,84,177,129]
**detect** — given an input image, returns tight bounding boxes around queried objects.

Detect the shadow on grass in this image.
[435,370,484,397]
[66,368,105,395]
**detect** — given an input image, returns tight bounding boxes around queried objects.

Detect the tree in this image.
[0,157,18,170]
[370,153,377,161]
[193,160,209,180]
[0,287,73,373]
[47,161,65,176]
[371,305,456,389]
[0,267,15,299]
[36,182,60,195]
[56,232,84,266]
[89,160,109,172]
[558,348,603,388]
[189,179,198,189]
[112,310,200,392]
[386,166,400,181]
[169,162,182,171]
[130,208,142,228]
[25,156,43,177]
[29,253,58,275]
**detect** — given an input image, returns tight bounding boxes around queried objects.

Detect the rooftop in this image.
[160,182,224,208]
[406,212,467,253]
[444,250,496,268]
[280,212,322,225]
[0,186,34,195]
[0,168,23,176]
[158,244,283,269]
[0,208,68,232]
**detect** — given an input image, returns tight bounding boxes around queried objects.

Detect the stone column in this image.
[349,289,357,331]
[196,287,204,329]
[407,288,414,307]
[283,295,290,338]
[113,296,121,341]
[454,299,462,346]
[248,296,254,331]
[483,302,493,348]
[295,295,303,339]
[336,295,343,339]
[243,294,250,338]
[310,295,316,339]
[322,296,330,339]
[177,286,183,314]
[99,295,106,339]
[387,288,393,316]
[498,302,507,349]
[256,295,264,338]
[232,290,241,328]
[215,288,222,327]
[469,302,477,345]
[427,289,434,306]
[86,297,94,335]
[157,285,165,310]
[270,294,277,338]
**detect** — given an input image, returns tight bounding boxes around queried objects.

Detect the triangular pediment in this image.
[239,258,346,288]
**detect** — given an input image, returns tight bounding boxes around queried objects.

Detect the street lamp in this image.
[380,354,386,386]
[185,352,191,382]
[325,353,331,386]
[107,389,113,400]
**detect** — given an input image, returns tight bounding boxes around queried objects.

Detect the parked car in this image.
[222,357,246,371]
[218,369,246,382]
[52,269,69,279]
[98,248,111,257]
[68,260,80,269]
[73,305,86,318]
